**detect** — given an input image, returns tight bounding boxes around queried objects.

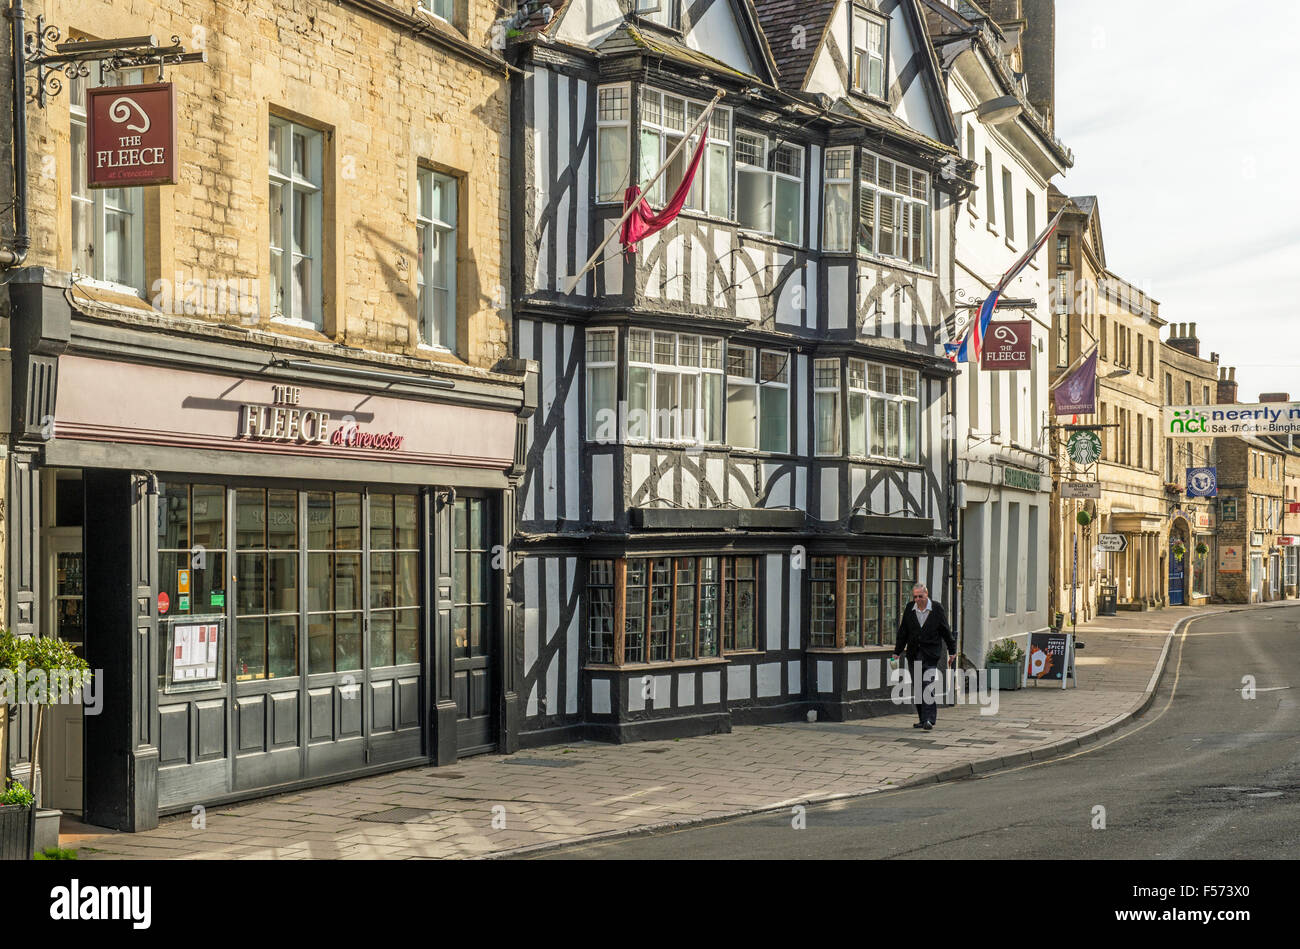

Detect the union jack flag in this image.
[947,205,1068,364]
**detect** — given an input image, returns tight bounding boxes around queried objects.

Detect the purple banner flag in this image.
[1052,346,1098,416]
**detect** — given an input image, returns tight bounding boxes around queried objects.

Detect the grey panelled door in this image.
[452,496,496,754]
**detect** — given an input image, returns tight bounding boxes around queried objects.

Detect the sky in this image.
[1053,1,1300,401]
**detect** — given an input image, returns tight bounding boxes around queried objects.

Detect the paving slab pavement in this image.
[67,602,1289,860]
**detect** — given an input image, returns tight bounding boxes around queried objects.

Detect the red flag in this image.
[620,130,709,256]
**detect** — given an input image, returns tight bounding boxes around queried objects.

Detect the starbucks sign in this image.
[1066,430,1102,466]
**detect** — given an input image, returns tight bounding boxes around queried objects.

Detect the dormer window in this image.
[418,0,453,24]
[635,0,681,30]
[852,8,887,99]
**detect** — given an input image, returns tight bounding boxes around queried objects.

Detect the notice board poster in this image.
[164,615,225,691]
[1027,632,1073,688]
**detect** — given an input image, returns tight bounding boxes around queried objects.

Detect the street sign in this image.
[1061,481,1101,499]
[1066,430,1102,466]
[1097,533,1128,553]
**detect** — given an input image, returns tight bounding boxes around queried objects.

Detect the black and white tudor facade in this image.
[506,0,966,744]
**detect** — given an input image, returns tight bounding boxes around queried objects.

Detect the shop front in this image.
[5,275,533,831]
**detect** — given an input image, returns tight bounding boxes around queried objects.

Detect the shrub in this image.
[985,639,1024,664]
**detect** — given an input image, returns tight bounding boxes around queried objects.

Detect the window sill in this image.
[270,315,324,332]
[584,656,731,672]
[71,272,146,300]
[805,646,894,655]
[856,253,936,280]
[417,342,456,357]
[736,228,806,252]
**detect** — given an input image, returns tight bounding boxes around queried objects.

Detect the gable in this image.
[553,0,774,81]
[785,1,954,146]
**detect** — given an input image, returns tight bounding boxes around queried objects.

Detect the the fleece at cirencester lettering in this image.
[237,385,404,450]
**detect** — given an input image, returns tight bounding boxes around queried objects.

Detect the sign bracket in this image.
[23,17,206,109]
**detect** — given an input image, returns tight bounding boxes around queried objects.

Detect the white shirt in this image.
[913,599,932,627]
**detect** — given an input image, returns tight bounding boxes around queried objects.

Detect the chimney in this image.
[1217,366,1238,404]
[1260,392,1291,403]
[1165,321,1200,358]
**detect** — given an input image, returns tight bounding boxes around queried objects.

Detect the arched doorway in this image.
[1168,518,1190,606]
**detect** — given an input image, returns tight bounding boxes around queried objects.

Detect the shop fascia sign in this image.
[238,385,405,451]
[1003,465,1042,491]
[1165,401,1300,437]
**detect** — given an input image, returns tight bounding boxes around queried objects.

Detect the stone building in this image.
[922,0,1072,667]
[1,0,532,830]
[1047,190,1167,620]
[1159,322,1220,605]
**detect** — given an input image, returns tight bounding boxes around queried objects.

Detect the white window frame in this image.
[269,116,324,328]
[866,363,920,464]
[635,0,681,29]
[585,328,619,442]
[726,344,759,450]
[823,146,854,252]
[626,328,723,446]
[847,358,868,457]
[418,0,454,23]
[416,167,458,351]
[638,88,732,218]
[596,83,632,204]
[735,132,804,244]
[858,149,931,269]
[814,359,842,457]
[69,70,146,296]
[735,130,772,235]
[759,350,790,453]
[851,7,887,99]
[770,142,804,246]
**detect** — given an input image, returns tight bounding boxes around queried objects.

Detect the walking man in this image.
[893,583,957,730]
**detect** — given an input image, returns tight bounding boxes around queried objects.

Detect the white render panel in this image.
[602,218,623,295]
[712,230,730,308]
[702,670,721,705]
[541,322,558,519]
[683,0,756,75]
[523,556,539,673]
[681,465,700,508]
[796,460,807,511]
[653,674,672,709]
[592,453,614,521]
[563,324,579,519]
[809,144,822,250]
[527,682,538,716]
[665,233,684,303]
[817,660,833,693]
[566,558,579,714]
[545,651,559,715]
[775,251,800,325]
[591,678,611,715]
[631,452,651,499]
[828,262,849,329]
[865,658,883,690]
[677,672,696,707]
[788,573,801,650]
[705,457,726,506]
[644,232,661,298]
[804,261,818,330]
[627,677,645,712]
[545,558,559,644]
[727,664,751,701]
[820,466,839,521]
[554,73,570,292]
[575,77,591,297]
[518,320,537,520]
[757,662,782,698]
[764,466,791,507]
[532,70,548,292]
[847,660,861,692]
[850,467,866,506]
[766,555,783,650]
[690,231,708,306]
[787,660,801,693]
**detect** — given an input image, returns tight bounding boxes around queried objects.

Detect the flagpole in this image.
[564,89,724,295]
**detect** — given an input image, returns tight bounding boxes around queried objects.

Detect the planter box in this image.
[985,661,1023,691]
[34,809,62,855]
[0,804,32,860]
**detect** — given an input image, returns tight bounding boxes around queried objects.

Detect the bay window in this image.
[585,329,618,441]
[736,131,804,244]
[814,358,842,456]
[626,329,724,444]
[808,556,917,648]
[638,88,732,216]
[588,555,751,665]
[597,84,632,203]
[823,147,854,252]
[859,150,930,267]
[727,345,789,452]
[852,9,887,99]
[865,363,920,463]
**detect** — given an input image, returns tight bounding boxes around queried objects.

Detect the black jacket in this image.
[893,599,957,663]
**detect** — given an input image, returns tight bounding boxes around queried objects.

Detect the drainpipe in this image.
[1,0,29,268]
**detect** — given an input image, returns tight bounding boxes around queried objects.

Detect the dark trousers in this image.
[911,659,940,725]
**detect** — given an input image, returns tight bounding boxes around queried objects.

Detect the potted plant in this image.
[1196,542,1209,558]
[984,639,1025,691]
[1172,541,1187,560]
[0,629,91,859]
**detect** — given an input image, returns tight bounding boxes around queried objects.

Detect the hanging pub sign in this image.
[87,82,178,188]
[1186,467,1218,498]
[979,321,1032,371]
